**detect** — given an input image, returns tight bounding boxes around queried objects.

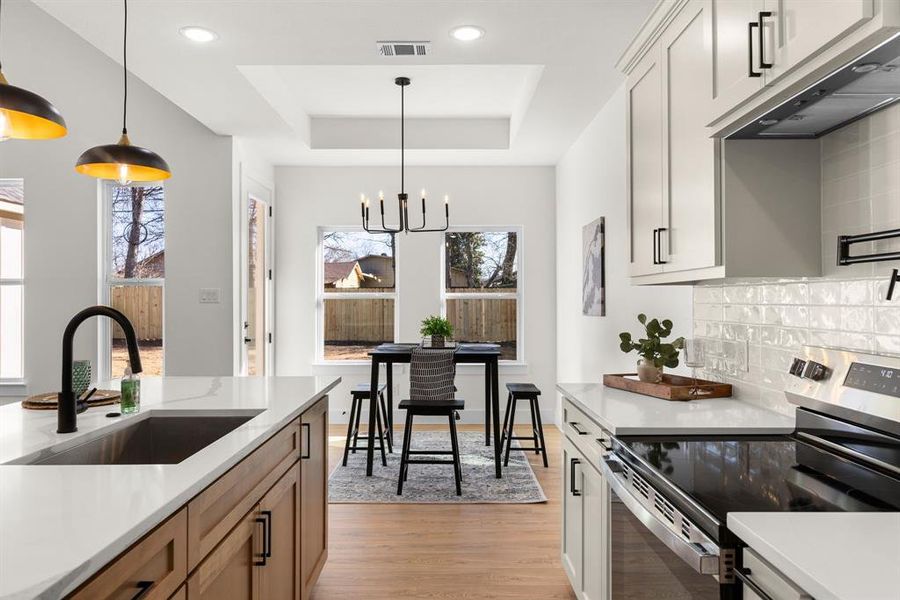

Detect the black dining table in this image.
[366,343,503,478]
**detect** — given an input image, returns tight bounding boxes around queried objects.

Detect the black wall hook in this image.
[887,269,900,301]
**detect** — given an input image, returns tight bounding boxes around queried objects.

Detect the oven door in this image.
[603,456,733,600]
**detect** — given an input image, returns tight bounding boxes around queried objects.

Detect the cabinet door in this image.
[260,464,301,600]
[662,0,719,272]
[561,438,584,595]
[764,0,873,84]
[627,43,664,277]
[187,508,261,600]
[582,462,607,600]
[709,0,766,120]
[300,397,328,600]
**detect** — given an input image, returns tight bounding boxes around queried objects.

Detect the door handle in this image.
[261,510,273,558]
[254,516,268,566]
[569,421,588,435]
[569,457,582,496]
[734,568,776,600]
[748,21,762,77]
[244,337,252,344]
[301,422,311,459]
[130,581,154,600]
[657,227,668,264]
[652,228,659,264]
[758,12,773,69]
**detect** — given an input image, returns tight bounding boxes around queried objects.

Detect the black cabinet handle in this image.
[734,567,776,600]
[748,21,762,77]
[597,437,613,452]
[758,12,773,69]
[301,422,311,459]
[254,516,268,566]
[131,581,154,600]
[261,510,273,558]
[652,228,659,264]
[657,228,668,264]
[570,458,582,496]
[569,422,588,435]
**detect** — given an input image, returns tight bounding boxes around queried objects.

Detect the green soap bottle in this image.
[120,367,141,414]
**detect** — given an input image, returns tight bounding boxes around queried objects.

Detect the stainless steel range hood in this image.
[727,33,900,139]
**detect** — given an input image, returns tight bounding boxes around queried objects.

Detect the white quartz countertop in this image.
[557,382,795,435]
[0,376,340,600]
[728,512,900,600]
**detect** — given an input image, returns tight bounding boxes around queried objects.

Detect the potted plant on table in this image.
[619,314,684,383]
[420,315,454,348]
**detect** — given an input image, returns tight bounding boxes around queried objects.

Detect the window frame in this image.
[316,226,400,364]
[0,178,25,385]
[440,226,524,364]
[98,181,166,381]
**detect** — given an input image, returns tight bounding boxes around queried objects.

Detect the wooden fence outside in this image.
[110,285,163,340]
[324,298,394,343]
[446,297,516,343]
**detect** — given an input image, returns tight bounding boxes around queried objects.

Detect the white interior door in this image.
[240,177,273,376]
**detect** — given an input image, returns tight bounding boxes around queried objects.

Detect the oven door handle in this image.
[602,457,721,576]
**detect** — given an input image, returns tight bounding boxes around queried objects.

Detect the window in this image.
[103,183,165,378]
[0,179,24,381]
[319,229,396,361]
[443,229,520,361]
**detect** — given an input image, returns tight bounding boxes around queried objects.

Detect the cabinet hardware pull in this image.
[657,228,668,264]
[597,437,613,451]
[569,421,588,435]
[570,457,582,496]
[652,228,659,264]
[734,567,776,600]
[748,21,762,77]
[261,510,273,558]
[131,581,154,600]
[301,422,311,459]
[254,516,268,566]
[758,12,773,69]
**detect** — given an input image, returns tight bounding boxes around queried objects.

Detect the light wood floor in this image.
[310,424,576,600]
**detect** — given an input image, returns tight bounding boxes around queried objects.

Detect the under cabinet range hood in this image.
[728,33,900,139]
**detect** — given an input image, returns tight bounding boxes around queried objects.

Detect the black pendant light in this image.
[76,0,170,183]
[360,76,449,234]
[0,0,67,140]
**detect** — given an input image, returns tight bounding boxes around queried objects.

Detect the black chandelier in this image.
[361,76,449,234]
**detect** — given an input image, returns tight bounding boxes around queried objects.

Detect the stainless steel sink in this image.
[15,411,264,465]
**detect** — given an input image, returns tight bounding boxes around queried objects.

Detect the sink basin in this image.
[16,411,264,465]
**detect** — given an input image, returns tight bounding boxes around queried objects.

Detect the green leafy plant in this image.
[420,315,454,338]
[619,314,685,368]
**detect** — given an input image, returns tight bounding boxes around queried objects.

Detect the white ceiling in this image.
[33,0,654,167]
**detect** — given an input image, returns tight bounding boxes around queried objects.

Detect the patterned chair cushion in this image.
[409,347,457,402]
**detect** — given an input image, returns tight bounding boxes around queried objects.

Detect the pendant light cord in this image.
[121,0,128,135]
[400,81,405,194]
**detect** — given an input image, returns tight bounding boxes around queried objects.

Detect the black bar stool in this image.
[501,383,548,468]
[342,383,390,467]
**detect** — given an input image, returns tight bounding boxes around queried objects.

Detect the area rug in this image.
[329,431,548,504]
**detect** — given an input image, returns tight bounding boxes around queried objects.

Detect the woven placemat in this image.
[23,390,121,410]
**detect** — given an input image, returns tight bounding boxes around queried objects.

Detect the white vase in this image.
[637,358,663,383]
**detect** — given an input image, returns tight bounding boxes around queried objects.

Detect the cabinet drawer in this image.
[187,418,300,571]
[69,508,187,600]
[562,399,611,465]
[741,548,812,600]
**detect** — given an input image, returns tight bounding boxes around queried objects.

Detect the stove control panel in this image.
[844,362,900,398]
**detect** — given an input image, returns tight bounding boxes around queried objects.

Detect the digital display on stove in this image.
[843,362,900,398]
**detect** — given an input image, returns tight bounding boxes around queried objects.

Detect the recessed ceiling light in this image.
[179,26,218,43]
[450,25,485,42]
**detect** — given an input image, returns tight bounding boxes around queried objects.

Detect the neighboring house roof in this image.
[324,261,359,284]
[357,254,394,288]
[118,249,165,278]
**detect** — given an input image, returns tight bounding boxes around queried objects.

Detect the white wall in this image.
[555,84,693,413]
[0,1,235,394]
[275,166,556,424]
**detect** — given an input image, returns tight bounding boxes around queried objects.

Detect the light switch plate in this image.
[199,288,221,304]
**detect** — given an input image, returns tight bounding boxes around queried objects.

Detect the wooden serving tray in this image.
[603,373,732,401]
[23,390,121,410]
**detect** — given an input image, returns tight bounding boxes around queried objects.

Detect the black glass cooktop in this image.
[617,435,900,524]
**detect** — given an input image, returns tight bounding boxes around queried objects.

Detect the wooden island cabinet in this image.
[67,396,329,600]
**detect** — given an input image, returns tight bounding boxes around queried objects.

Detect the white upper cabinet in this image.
[661,0,718,273]
[627,45,665,277]
[709,0,767,120]
[763,0,874,84]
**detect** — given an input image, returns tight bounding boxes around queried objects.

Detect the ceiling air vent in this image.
[377,41,432,57]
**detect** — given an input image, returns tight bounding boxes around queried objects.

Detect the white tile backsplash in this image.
[693,105,900,416]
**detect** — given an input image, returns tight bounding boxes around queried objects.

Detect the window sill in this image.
[0,380,27,398]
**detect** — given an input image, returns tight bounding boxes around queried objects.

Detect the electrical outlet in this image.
[199,288,221,304]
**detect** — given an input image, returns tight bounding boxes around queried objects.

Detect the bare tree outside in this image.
[446,231,518,289]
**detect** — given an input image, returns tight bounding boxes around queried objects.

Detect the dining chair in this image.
[397,347,464,496]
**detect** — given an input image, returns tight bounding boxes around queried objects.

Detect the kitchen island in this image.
[0,376,339,600]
